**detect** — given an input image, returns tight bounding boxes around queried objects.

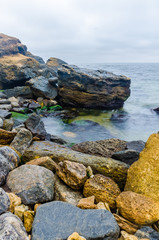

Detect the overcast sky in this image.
[0,0,159,64]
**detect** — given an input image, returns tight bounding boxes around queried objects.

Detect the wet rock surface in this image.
[32,201,120,240]
[7,165,55,205]
[0,188,10,214]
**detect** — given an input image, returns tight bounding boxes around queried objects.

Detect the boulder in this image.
[27,76,57,99]
[46,57,67,73]
[0,188,10,214]
[56,160,87,190]
[125,133,159,201]
[116,191,159,225]
[0,146,20,186]
[0,109,12,119]
[26,51,45,64]
[0,33,27,57]
[3,118,14,131]
[58,64,131,109]
[135,226,159,240]
[83,174,121,209]
[72,138,127,158]
[25,113,47,139]
[0,212,29,240]
[10,128,32,154]
[31,201,120,240]
[22,141,129,188]
[126,140,145,152]
[7,165,55,205]
[54,175,83,206]
[26,156,57,172]
[4,86,33,98]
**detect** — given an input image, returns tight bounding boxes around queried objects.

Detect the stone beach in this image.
[0,33,158,240]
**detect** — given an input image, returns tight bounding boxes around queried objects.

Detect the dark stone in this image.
[7,165,55,205]
[58,65,131,109]
[135,226,159,240]
[48,77,58,87]
[0,146,20,186]
[50,135,67,145]
[0,212,28,239]
[28,101,41,110]
[112,150,139,165]
[0,109,11,119]
[153,107,159,114]
[26,51,45,64]
[25,113,47,139]
[26,76,57,99]
[126,140,145,153]
[32,201,120,240]
[0,188,10,214]
[4,86,33,98]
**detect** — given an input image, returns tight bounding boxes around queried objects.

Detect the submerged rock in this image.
[7,165,55,205]
[32,201,120,240]
[58,64,131,109]
[23,141,129,188]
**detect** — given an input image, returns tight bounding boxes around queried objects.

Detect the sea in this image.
[43,63,159,143]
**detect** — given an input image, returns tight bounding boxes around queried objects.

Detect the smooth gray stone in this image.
[0,109,12,119]
[32,201,120,240]
[112,149,139,165]
[126,140,145,153]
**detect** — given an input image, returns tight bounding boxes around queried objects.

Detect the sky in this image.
[0,0,159,64]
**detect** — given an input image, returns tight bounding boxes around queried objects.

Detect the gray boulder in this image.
[32,201,120,240]
[4,86,33,98]
[27,76,57,99]
[0,188,10,214]
[0,146,20,186]
[0,212,29,240]
[0,109,12,119]
[112,149,139,165]
[58,65,131,109]
[7,165,55,205]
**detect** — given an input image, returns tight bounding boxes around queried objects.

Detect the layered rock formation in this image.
[58,65,131,109]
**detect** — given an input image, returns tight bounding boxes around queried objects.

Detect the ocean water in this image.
[43,63,159,143]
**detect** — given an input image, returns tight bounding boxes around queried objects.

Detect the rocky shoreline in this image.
[0,33,159,240]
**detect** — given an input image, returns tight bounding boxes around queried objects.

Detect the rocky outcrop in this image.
[83,174,121,209]
[7,165,55,205]
[58,65,131,109]
[46,57,67,73]
[124,133,159,201]
[0,34,57,90]
[22,141,129,188]
[116,191,159,225]
[32,201,120,240]
[0,33,27,57]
